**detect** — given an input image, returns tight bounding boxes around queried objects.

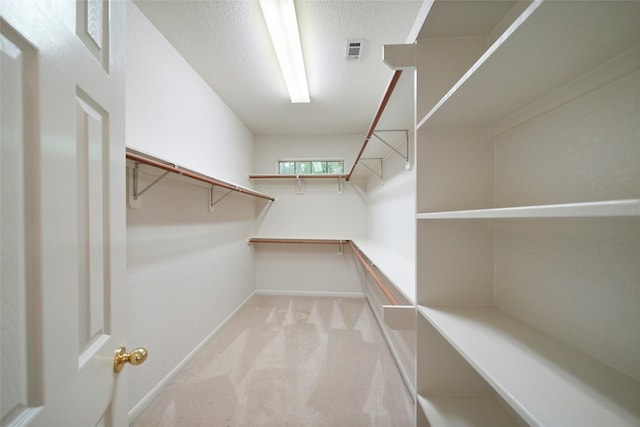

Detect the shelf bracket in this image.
[372,129,410,170]
[128,163,170,208]
[337,176,343,195]
[209,186,234,213]
[295,175,305,195]
[338,240,344,256]
[359,157,383,184]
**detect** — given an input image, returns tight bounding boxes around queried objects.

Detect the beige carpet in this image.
[131,295,414,427]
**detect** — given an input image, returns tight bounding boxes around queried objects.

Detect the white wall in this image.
[253,134,366,239]
[365,139,416,262]
[126,2,253,187]
[126,2,257,417]
[253,134,360,173]
[252,135,366,295]
[253,245,363,297]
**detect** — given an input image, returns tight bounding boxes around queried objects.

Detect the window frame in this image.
[277,159,345,175]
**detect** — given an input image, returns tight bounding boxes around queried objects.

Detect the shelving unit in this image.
[248,174,348,180]
[249,173,348,195]
[247,237,409,307]
[126,148,275,208]
[413,1,640,426]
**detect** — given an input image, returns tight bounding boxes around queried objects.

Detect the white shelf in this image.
[351,239,415,304]
[418,305,640,426]
[417,394,518,427]
[418,1,640,130]
[248,174,348,180]
[417,199,640,220]
[248,237,349,244]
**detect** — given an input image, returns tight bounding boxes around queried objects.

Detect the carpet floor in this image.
[131,295,414,426]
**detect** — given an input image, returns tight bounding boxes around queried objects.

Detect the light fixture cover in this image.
[259,0,310,103]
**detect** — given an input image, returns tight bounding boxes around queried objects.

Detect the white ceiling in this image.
[132,0,425,136]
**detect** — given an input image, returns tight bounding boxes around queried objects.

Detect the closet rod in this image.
[348,242,399,306]
[126,151,275,202]
[346,69,403,181]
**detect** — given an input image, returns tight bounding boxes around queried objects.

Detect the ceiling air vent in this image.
[345,39,365,61]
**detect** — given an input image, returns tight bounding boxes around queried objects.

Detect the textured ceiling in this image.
[132,0,424,136]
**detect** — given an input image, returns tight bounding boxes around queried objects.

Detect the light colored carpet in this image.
[131,295,414,426]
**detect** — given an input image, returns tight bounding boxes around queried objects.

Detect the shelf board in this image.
[126,148,275,201]
[417,394,518,427]
[248,237,349,245]
[249,174,348,179]
[418,1,640,129]
[351,239,415,304]
[417,199,640,220]
[418,305,640,426]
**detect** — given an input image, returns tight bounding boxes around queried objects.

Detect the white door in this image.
[1,1,134,426]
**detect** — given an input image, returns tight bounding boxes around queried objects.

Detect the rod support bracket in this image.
[128,163,170,208]
[359,157,384,184]
[372,130,410,169]
[210,186,234,213]
[295,175,305,195]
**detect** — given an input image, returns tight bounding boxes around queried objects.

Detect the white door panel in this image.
[1,1,129,426]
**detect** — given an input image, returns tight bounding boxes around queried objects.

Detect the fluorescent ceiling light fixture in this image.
[259,0,310,103]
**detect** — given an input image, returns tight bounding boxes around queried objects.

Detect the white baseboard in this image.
[254,289,366,299]
[128,291,256,423]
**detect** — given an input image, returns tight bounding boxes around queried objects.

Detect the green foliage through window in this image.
[278,160,344,175]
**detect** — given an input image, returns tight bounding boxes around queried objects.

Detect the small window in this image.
[278,160,344,175]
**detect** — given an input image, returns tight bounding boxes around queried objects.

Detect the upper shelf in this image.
[248,237,348,245]
[418,0,640,130]
[249,174,348,180]
[126,148,275,202]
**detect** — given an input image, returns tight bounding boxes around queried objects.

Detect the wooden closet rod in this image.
[348,242,399,306]
[126,151,275,202]
[346,69,403,181]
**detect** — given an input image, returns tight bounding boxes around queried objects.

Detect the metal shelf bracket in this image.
[209,186,234,213]
[295,175,305,195]
[359,157,384,184]
[128,163,170,209]
[372,129,410,170]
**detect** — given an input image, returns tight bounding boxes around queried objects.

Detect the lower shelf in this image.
[417,394,519,427]
[416,199,640,219]
[351,239,415,304]
[418,305,640,426]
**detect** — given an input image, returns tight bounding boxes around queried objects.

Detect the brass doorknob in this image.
[114,346,148,373]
